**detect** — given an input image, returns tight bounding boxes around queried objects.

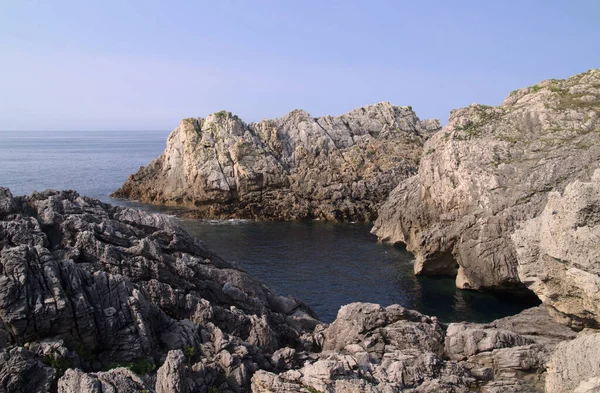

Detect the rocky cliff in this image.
[113,103,440,222]
[1,188,598,392]
[372,69,600,300]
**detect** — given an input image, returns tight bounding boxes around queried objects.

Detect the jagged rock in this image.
[0,346,56,393]
[0,188,317,391]
[445,323,534,361]
[113,103,441,222]
[252,304,576,393]
[513,170,600,329]
[57,367,148,393]
[0,180,591,392]
[489,305,576,347]
[545,332,600,393]
[322,303,444,356]
[156,350,194,393]
[445,306,577,392]
[372,69,600,295]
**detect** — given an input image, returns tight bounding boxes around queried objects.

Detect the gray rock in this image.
[0,346,56,393]
[545,332,600,393]
[513,170,600,329]
[445,323,534,361]
[323,303,444,357]
[57,367,148,393]
[113,103,441,222]
[372,69,600,295]
[0,188,317,391]
[156,350,194,393]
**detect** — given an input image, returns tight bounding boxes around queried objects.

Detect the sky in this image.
[1,0,599,131]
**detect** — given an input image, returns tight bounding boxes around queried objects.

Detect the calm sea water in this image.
[0,131,538,323]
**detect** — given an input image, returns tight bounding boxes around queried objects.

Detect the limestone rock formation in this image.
[545,331,600,393]
[513,170,600,329]
[0,188,317,392]
[372,69,600,294]
[0,189,592,392]
[113,102,440,222]
[252,303,576,393]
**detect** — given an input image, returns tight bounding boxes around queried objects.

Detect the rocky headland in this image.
[2,188,599,393]
[113,102,440,222]
[372,69,600,308]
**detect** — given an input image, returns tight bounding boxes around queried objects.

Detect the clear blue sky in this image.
[1,0,599,131]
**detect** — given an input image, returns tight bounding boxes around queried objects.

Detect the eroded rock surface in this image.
[0,185,594,392]
[252,303,577,393]
[545,331,600,393]
[373,69,600,294]
[513,170,600,329]
[113,102,440,222]
[0,188,317,392]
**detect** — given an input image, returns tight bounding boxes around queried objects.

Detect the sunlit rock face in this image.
[373,69,600,295]
[113,102,440,222]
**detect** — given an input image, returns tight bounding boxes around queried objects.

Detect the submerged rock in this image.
[113,103,440,222]
[372,69,600,296]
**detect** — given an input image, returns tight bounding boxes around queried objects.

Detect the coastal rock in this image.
[0,347,56,393]
[372,69,600,294]
[513,170,600,329]
[113,103,440,222]
[0,188,316,391]
[322,302,445,356]
[57,368,148,393]
[252,303,574,393]
[545,332,600,393]
[0,188,589,392]
[155,350,195,393]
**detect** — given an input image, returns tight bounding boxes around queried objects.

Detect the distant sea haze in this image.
[0,130,169,202]
[0,130,538,322]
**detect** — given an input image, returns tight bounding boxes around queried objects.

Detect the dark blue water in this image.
[0,131,537,323]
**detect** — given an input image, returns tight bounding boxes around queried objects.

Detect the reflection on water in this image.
[178,219,539,323]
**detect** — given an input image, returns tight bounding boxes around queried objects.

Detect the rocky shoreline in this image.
[113,102,440,222]
[2,189,599,393]
[2,69,600,392]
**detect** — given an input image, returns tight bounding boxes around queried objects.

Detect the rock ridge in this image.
[113,102,441,222]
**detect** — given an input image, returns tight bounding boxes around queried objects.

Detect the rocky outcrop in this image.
[372,69,600,295]
[0,188,318,392]
[513,170,600,329]
[252,303,578,393]
[0,188,595,392]
[113,103,440,222]
[545,331,600,393]
[57,368,147,393]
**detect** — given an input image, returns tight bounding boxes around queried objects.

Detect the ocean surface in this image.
[0,131,538,323]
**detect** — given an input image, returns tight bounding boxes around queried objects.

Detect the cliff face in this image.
[513,170,600,330]
[113,102,440,222]
[372,69,600,296]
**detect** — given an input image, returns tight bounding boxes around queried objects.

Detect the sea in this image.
[0,130,538,323]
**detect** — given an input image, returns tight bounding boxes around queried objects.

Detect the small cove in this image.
[0,130,539,323]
